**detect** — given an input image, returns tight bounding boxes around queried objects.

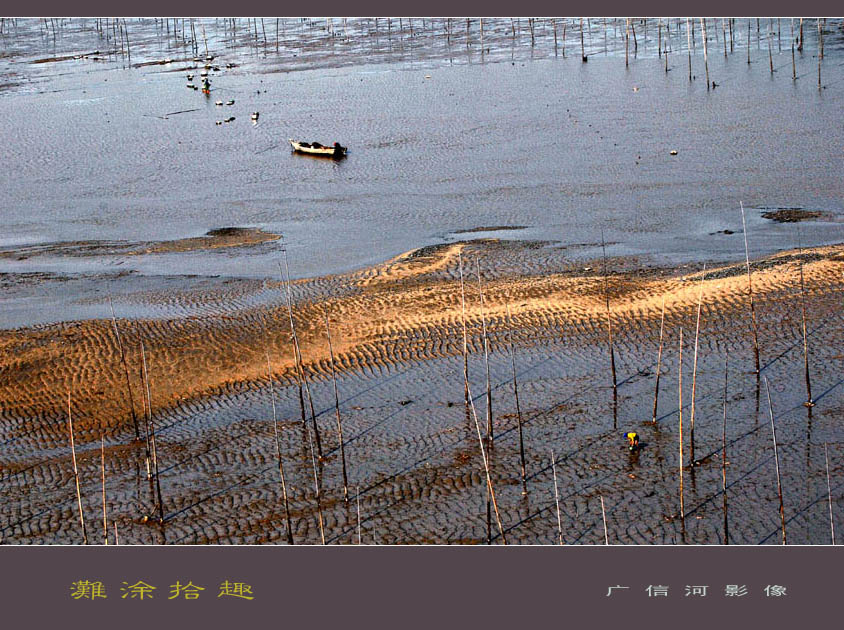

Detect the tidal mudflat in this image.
[1,19,842,544]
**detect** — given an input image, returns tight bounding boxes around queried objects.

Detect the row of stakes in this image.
[185,56,259,126]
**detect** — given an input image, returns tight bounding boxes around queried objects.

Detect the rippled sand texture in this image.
[1,241,843,544]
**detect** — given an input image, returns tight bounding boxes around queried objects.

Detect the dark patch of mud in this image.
[452,225,528,234]
[0,227,281,260]
[761,208,832,223]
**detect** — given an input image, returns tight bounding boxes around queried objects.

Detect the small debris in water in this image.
[226,100,235,106]
[670,150,678,155]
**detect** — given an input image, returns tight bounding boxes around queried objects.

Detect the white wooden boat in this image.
[289,139,347,158]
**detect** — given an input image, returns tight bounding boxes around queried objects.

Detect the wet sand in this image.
[1,240,842,544]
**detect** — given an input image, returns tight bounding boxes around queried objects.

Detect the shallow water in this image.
[1,19,843,328]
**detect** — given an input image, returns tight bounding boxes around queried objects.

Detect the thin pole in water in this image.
[763,377,787,545]
[67,391,88,544]
[552,450,563,545]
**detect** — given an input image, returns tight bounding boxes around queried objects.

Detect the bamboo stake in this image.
[551,450,563,544]
[687,17,692,80]
[505,303,527,493]
[796,237,814,407]
[476,259,493,445]
[763,377,787,545]
[825,443,835,545]
[280,251,323,457]
[792,42,796,81]
[700,18,710,88]
[458,253,470,416]
[142,342,165,525]
[108,297,139,440]
[67,391,89,544]
[466,380,506,544]
[689,265,706,465]
[600,495,609,545]
[356,486,362,544]
[601,233,618,428]
[651,297,666,424]
[747,19,751,64]
[325,314,349,502]
[113,521,119,545]
[580,18,585,61]
[678,330,685,533]
[722,356,729,544]
[100,434,108,545]
[306,422,326,544]
[265,344,294,545]
[740,202,761,375]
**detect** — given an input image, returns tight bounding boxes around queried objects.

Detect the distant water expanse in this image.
[1,18,842,285]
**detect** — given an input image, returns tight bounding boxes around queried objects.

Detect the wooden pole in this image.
[825,444,835,545]
[796,237,814,406]
[678,330,685,534]
[580,18,586,61]
[476,259,494,445]
[265,345,294,545]
[689,266,706,465]
[466,380,506,544]
[763,377,787,545]
[100,435,108,545]
[280,251,323,457]
[722,356,729,544]
[306,422,326,545]
[506,303,527,494]
[551,450,563,545]
[601,233,618,428]
[600,495,609,545]
[356,486,362,544]
[108,297,140,440]
[651,297,666,424]
[740,202,761,376]
[701,18,710,88]
[325,314,349,502]
[458,253,470,419]
[687,18,692,80]
[67,391,88,544]
[142,342,165,526]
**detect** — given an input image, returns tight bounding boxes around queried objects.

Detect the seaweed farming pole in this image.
[551,451,563,545]
[67,392,89,544]
[601,233,618,429]
[792,41,796,81]
[108,297,140,440]
[506,303,527,494]
[475,259,493,444]
[280,252,323,458]
[689,266,706,465]
[325,314,349,503]
[580,17,585,61]
[651,297,666,424]
[797,238,814,407]
[142,342,165,526]
[686,17,692,81]
[740,202,761,376]
[700,18,710,89]
[624,18,629,67]
[458,253,470,415]
[764,377,787,545]
[817,19,822,90]
[100,435,108,545]
[265,345,294,545]
[600,496,609,545]
[825,444,835,545]
[466,381,506,544]
[747,19,751,64]
[722,357,729,545]
[678,330,685,535]
[306,423,326,545]
[356,486,362,544]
